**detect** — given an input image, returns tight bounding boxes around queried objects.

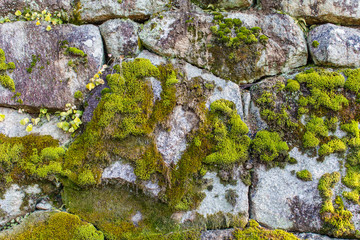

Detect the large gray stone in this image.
[0,0,71,17]
[139,10,307,84]
[0,107,71,145]
[261,0,360,26]
[0,184,41,226]
[308,24,360,68]
[99,19,140,58]
[78,0,169,23]
[194,0,251,10]
[0,21,104,111]
[297,232,347,240]
[251,147,357,233]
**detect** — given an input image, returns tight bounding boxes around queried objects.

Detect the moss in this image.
[64,59,177,186]
[0,134,65,190]
[26,54,40,74]
[225,189,239,207]
[303,116,328,148]
[312,40,319,48]
[325,117,338,132]
[251,130,289,165]
[344,68,360,93]
[62,185,183,239]
[0,49,16,92]
[343,190,360,204]
[285,79,300,92]
[4,212,104,240]
[74,90,83,99]
[233,220,300,240]
[318,172,355,238]
[318,139,347,156]
[296,169,312,181]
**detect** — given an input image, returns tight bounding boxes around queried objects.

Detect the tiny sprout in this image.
[15,10,22,16]
[31,118,40,125]
[45,15,51,22]
[46,25,52,31]
[26,124,33,132]
[42,10,47,15]
[86,82,95,91]
[36,21,41,26]
[20,118,29,125]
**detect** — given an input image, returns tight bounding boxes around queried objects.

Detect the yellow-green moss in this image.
[318,139,347,156]
[312,40,319,48]
[64,59,177,186]
[0,134,66,189]
[0,49,16,92]
[344,69,360,93]
[233,220,300,240]
[251,130,289,165]
[4,212,103,240]
[303,116,328,148]
[318,172,355,238]
[296,169,312,181]
[74,90,83,99]
[285,79,300,92]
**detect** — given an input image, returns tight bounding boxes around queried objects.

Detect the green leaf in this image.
[20,118,29,125]
[31,118,40,125]
[26,124,33,132]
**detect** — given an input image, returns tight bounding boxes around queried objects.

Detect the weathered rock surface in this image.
[194,0,251,10]
[251,147,354,233]
[156,106,199,166]
[261,0,360,25]
[140,10,307,84]
[78,0,169,23]
[297,232,347,240]
[0,107,71,145]
[200,228,234,240]
[0,184,41,226]
[99,19,140,58]
[0,21,104,111]
[308,24,360,68]
[0,0,71,16]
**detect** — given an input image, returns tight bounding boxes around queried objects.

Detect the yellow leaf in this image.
[26,124,33,132]
[36,21,41,26]
[86,83,95,91]
[46,25,52,31]
[20,118,29,125]
[0,114,5,122]
[15,10,22,16]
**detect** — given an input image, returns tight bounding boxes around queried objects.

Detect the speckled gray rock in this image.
[0,0,71,17]
[156,106,199,165]
[99,19,140,58]
[261,0,360,25]
[308,24,360,68]
[200,229,234,240]
[78,0,169,23]
[0,107,71,145]
[140,10,307,84]
[251,147,353,232]
[194,0,251,10]
[0,21,104,111]
[297,232,347,240]
[0,184,41,226]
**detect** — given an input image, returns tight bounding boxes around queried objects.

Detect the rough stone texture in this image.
[101,160,162,197]
[200,229,234,240]
[0,107,71,145]
[261,0,360,25]
[0,21,104,111]
[79,0,169,23]
[99,19,140,58]
[0,184,41,226]
[156,106,199,166]
[35,199,52,211]
[140,10,307,84]
[194,0,251,10]
[251,147,353,232]
[101,160,137,183]
[308,24,360,68]
[0,0,71,16]
[297,232,347,240]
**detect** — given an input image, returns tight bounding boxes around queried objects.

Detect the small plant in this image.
[56,103,83,133]
[312,40,319,48]
[296,169,312,181]
[285,79,300,92]
[86,64,107,91]
[74,90,83,100]
[0,114,4,122]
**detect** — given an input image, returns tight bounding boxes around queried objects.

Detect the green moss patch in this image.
[0,212,103,240]
[233,220,300,239]
[296,169,312,181]
[0,49,15,92]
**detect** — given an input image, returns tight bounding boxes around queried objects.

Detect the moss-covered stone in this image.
[233,220,300,239]
[296,169,312,181]
[0,49,15,92]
